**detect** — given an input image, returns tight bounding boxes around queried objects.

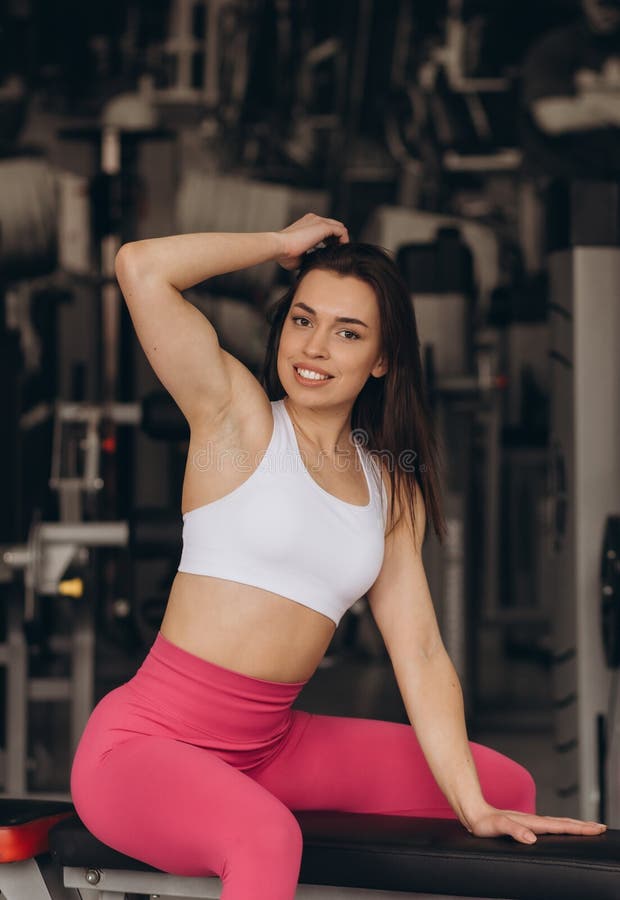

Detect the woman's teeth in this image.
[296,367,330,381]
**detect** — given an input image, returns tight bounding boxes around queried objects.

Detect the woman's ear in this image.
[371,355,388,378]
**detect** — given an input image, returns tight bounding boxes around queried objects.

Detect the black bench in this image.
[1,799,619,900]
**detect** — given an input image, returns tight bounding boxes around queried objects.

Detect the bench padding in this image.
[0,800,74,863]
[48,811,620,900]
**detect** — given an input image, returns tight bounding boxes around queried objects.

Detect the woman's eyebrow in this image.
[292,302,369,328]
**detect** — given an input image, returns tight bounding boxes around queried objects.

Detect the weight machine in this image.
[544,180,620,825]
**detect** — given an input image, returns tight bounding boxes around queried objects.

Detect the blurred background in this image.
[0,0,619,830]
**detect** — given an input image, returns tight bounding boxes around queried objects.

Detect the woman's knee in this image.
[229,805,303,868]
[218,809,302,899]
[181,806,303,885]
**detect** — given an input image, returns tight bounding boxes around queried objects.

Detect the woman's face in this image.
[277,269,388,406]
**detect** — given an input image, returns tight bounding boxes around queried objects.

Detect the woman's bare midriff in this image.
[160,574,336,683]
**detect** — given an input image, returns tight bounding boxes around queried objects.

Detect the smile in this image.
[293,366,334,384]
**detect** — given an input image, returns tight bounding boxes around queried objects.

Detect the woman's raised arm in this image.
[115,216,348,429]
[114,231,283,429]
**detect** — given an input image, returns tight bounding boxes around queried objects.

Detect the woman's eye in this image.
[340,330,360,341]
[291,317,359,341]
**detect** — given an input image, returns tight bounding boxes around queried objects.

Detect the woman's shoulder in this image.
[369,456,426,542]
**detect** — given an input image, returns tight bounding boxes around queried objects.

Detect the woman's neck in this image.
[283,397,354,457]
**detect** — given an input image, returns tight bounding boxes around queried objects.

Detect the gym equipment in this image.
[0,156,57,280]
[0,800,73,899]
[0,516,128,796]
[602,515,620,828]
[363,205,500,308]
[362,210,507,700]
[545,181,620,823]
[1,799,619,900]
[58,125,174,518]
[601,516,620,670]
[0,395,185,797]
[384,0,522,215]
[162,0,253,122]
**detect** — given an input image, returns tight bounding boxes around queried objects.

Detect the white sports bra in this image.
[177,398,388,626]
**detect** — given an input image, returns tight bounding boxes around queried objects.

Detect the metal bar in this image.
[71,596,95,757]
[6,591,27,794]
[63,867,222,898]
[28,677,71,701]
[0,858,56,900]
[482,396,502,621]
[38,522,128,547]
[62,863,493,899]
[0,789,71,801]
[204,0,221,107]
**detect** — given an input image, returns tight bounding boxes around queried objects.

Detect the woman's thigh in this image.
[71,733,303,890]
[253,712,537,817]
[69,677,307,899]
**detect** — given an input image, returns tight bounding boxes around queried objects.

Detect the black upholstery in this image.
[48,811,620,900]
[0,799,74,828]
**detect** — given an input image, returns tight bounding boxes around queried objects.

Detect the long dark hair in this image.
[259,241,446,544]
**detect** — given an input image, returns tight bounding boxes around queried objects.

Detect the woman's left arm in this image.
[367,489,607,843]
[390,637,491,830]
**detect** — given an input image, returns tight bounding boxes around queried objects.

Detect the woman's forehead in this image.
[295,270,378,310]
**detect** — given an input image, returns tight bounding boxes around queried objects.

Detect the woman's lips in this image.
[293,366,334,386]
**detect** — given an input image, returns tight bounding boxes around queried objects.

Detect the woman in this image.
[71,213,606,900]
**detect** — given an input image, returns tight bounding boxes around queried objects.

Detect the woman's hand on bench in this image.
[466,804,607,845]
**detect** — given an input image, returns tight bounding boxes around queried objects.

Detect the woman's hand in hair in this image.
[275,213,349,271]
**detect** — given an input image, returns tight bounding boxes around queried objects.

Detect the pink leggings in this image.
[71,632,536,900]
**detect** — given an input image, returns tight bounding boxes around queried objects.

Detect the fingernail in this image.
[525,835,536,843]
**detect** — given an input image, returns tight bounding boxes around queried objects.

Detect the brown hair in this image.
[259,240,446,544]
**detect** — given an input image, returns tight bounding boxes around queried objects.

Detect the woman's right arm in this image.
[116,216,348,429]
[115,231,283,429]
[118,231,284,293]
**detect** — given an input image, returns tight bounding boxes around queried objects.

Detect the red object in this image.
[101,435,117,453]
[0,812,73,862]
[495,374,509,390]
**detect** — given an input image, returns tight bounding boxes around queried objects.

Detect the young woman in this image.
[71,213,606,900]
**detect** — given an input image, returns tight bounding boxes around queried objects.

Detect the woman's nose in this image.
[303,328,329,355]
